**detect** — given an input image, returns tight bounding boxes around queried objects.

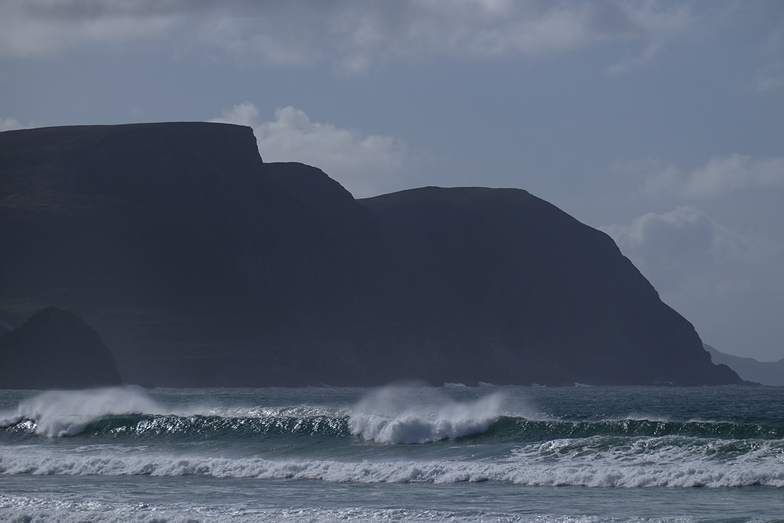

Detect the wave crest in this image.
[0,387,163,437]
[348,385,512,444]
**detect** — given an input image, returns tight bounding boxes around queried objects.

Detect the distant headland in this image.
[0,122,743,388]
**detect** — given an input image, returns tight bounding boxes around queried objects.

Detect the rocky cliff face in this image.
[361,187,740,386]
[0,122,743,387]
[705,344,784,386]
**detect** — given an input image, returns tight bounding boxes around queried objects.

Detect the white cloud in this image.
[642,154,784,199]
[212,102,408,198]
[603,205,784,358]
[0,1,176,57]
[607,40,663,75]
[198,0,694,72]
[0,0,692,72]
[0,117,37,132]
[606,1,691,74]
[602,206,781,294]
[212,101,260,128]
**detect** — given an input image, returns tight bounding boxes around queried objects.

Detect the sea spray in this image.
[348,384,511,444]
[0,387,163,437]
[2,386,784,522]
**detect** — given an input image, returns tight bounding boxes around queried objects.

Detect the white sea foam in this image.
[1,442,783,487]
[0,494,658,523]
[0,387,164,437]
[348,385,513,444]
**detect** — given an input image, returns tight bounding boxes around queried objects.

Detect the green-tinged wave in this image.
[1,413,352,440]
[3,413,783,443]
[484,416,784,442]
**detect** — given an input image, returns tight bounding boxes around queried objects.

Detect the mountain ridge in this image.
[0,122,743,387]
[705,344,784,386]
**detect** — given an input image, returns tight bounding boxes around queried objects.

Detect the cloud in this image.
[607,40,663,75]
[0,117,37,132]
[0,0,692,72]
[642,154,784,198]
[603,205,784,356]
[605,1,691,74]
[754,60,784,92]
[752,4,784,92]
[212,102,408,198]
[602,206,781,294]
[212,101,261,128]
[190,0,694,73]
[0,1,177,57]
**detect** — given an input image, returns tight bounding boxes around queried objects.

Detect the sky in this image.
[1,0,783,361]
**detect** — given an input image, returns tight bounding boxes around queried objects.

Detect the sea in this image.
[1,384,782,522]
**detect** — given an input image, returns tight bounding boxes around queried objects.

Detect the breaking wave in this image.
[1,387,784,489]
[1,440,783,486]
[348,385,512,443]
[4,413,782,442]
[2,387,783,443]
[0,387,164,437]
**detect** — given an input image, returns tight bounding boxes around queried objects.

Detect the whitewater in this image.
[1,385,782,522]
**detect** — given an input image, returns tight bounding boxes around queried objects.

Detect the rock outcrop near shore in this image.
[0,307,121,389]
[0,122,743,387]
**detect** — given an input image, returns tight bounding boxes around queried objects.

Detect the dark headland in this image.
[0,122,742,388]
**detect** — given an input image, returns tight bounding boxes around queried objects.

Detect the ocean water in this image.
[1,384,782,522]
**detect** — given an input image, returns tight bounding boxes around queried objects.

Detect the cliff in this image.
[361,187,741,386]
[0,122,743,387]
[705,344,784,386]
